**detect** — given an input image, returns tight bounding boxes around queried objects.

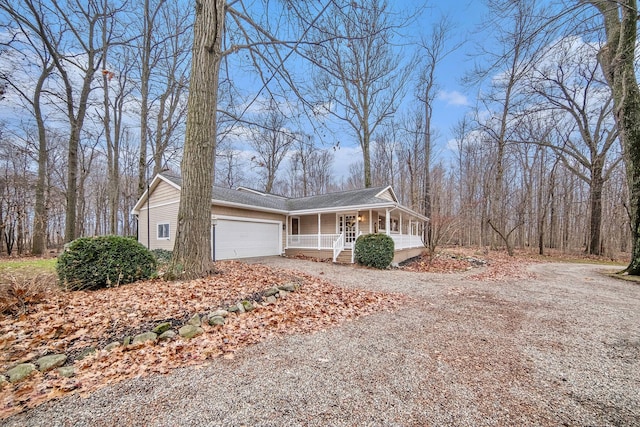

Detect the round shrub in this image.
[354,233,395,269]
[57,235,157,290]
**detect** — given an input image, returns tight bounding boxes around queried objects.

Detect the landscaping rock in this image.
[241,300,254,312]
[209,309,229,318]
[123,336,132,346]
[265,287,280,297]
[236,302,246,313]
[266,296,277,304]
[0,375,7,388]
[279,290,289,298]
[227,305,239,313]
[152,322,172,334]
[7,363,36,383]
[104,341,121,352]
[278,283,297,292]
[208,316,225,326]
[57,367,76,378]
[132,332,157,345]
[158,330,176,340]
[187,314,202,327]
[77,347,96,360]
[36,354,67,372]
[178,324,203,339]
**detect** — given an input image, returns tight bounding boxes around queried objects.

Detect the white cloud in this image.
[437,90,469,107]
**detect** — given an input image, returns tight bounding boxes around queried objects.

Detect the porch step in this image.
[335,249,353,264]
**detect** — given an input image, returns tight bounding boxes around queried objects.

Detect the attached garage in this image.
[214,217,282,260]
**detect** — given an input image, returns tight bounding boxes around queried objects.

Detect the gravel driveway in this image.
[4,259,640,426]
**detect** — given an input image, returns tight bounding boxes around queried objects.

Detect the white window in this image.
[157,223,170,240]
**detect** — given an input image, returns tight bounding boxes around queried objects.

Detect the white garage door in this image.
[214,218,281,260]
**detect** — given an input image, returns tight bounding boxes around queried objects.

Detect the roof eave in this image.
[211,199,289,215]
[289,202,427,220]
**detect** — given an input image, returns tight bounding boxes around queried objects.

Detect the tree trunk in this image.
[31,64,54,255]
[137,0,152,199]
[588,169,603,255]
[362,129,372,188]
[591,0,640,273]
[168,0,225,278]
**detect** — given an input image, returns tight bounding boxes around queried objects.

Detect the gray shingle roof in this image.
[160,173,403,213]
[161,173,289,211]
[287,186,392,211]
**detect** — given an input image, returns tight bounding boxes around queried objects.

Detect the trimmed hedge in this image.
[354,233,395,269]
[57,235,157,290]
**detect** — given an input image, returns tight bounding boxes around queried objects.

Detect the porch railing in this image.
[287,233,341,250]
[333,233,344,262]
[390,234,424,250]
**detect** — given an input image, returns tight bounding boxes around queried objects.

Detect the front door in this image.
[338,214,357,248]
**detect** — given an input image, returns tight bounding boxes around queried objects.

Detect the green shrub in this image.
[354,233,395,269]
[57,235,157,290]
[151,249,173,265]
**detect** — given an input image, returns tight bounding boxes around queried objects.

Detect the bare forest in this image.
[0,0,633,264]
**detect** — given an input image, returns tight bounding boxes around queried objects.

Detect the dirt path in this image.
[4,260,640,426]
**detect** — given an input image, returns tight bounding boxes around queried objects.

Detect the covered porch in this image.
[284,207,426,263]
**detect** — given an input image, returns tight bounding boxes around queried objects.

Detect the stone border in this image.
[0,282,300,385]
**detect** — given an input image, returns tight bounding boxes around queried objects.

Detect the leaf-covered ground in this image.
[0,261,405,419]
[402,248,541,280]
[402,246,626,280]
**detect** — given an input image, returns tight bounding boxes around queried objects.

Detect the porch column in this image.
[399,213,403,249]
[385,208,390,235]
[285,215,289,249]
[317,213,321,250]
[409,219,412,247]
[369,209,372,234]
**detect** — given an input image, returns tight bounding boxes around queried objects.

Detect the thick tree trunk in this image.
[168,0,225,278]
[592,0,640,273]
[588,170,603,255]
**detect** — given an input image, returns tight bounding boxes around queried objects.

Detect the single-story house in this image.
[132,173,428,264]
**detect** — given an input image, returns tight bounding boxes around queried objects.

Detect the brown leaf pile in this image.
[466,250,539,281]
[402,249,541,280]
[0,261,405,419]
[402,252,475,273]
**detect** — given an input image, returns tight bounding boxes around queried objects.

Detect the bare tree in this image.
[0,10,56,254]
[0,0,123,242]
[525,37,621,254]
[249,99,296,193]
[306,0,413,187]
[167,0,225,278]
[416,15,460,250]
[470,0,550,256]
